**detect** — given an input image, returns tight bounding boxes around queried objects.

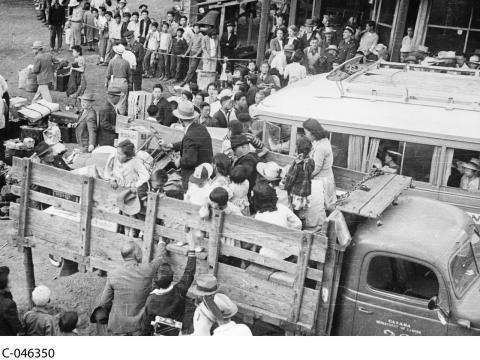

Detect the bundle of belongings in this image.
[18,99,60,122]
[18,65,38,93]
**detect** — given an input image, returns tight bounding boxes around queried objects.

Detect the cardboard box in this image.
[117,126,151,150]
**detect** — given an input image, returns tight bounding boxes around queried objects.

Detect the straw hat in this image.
[116,190,141,216]
[172,100,196,120]
[32,285,51,307]
[468,55,480,65]
[256,161,284,181]
[203,293,238,320]
[79,92,95,101]
[113,44,125,55]
[462,161,479,171]
[190,274,218,297]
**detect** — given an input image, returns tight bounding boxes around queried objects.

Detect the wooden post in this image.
[289,233,313,325]
[143,192,159,263]
[79,176,94,271]
[207,210,225,276]
[17,159,35,309]
[313,0,322,19]
[219,5,226,42]
[390,0,410,62]
[256,0,271,65]
[289,0,298,26]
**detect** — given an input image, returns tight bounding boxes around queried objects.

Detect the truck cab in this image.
[333,196,480,336]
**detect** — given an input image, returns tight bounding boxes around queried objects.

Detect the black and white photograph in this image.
[0,0,479,356]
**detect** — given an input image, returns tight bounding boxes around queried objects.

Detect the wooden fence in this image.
[9,157,345,335]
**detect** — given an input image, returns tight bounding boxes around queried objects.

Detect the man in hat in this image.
[231,134,260,198]
[0,266,21,336]
[300,19,317,50]
[75,92,97,152]
[220,22,237,72]
[124,30,145,90]
[468,55,480,69]
[97,88,121,146]
[202,293,252,336]
[334,26,358,65]
[181,23,204,86]
[106,44,131,115]
[166,100,213,189]
[97,240,168,335]
[460,160,480,192]
[31,41,59,103]
[142,229,197,335]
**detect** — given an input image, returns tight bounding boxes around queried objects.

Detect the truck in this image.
[7,122,480,336]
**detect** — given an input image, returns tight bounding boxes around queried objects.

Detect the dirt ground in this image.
[0,0,170,335]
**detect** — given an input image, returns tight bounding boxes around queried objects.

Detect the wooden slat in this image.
[142,192,159,263]
[16,158,32,240]
[156,196,211,232]
[290,233,313,323]
[359,175,412,218]
[92,208,144,230]
[11,157,82,196]
[11,185,80,213]
[79,177,94,260]
[207,210,225,275]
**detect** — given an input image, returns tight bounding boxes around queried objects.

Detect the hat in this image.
[468,55,480,65]
[344,26,355,35]
[113,44,125,55]
[68,0,80,7]
[461,161,479,171]
[172,100,196,120]
[305,18,315,27]
[218,89,233,99]
[33,141,51,158]
[204,293,238,320]
[190,274,218,297]
[189,163,214,185]
[32,41,44,50]
[469,158,480,167]
[386,150,402,157]
[116,189,141,216]
[107,88,122,96]
[32,285,51,307]
[124,30,134,39]
[326,44,338,52]
[230,134,249,150]
[79,92,95,101]
[256,161,284,181]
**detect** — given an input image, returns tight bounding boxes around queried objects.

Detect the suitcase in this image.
[59,125,76,143]
[20,125,45,144]
[55,73,70,92]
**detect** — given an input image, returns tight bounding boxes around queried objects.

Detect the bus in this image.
[254,59,480,222]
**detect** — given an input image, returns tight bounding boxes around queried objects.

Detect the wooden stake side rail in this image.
[9,158,345,335]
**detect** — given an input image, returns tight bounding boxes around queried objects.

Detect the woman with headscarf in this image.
[302,118,336,231]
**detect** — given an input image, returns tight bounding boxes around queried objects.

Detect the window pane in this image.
[371,139,403,173]
[466,30,480,55]
[331,132,349,168]
[450,241,479,297]
[429,0,471,28]
[367,256,439,300]
[379,0,396,24]
[447,148,480,191]
[425,27,467,55]
[470,5,480,29]
[264,122,291,155]
[401,142,434,183]
[377,24,392,46]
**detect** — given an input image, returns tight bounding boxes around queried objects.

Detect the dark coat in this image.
[142,253,196,336]
[98,244,167,335]
[300,31,317,50]
[48,3,66,27]
[234,152,260,195]
[22,306,56,336]
[97,101,117,147]
[129,40,145,73]
[32,52,56,85]
[152,97,174,126]
[173,122,213,187]
[335,39,359,64]
[220,32,237,59]
[0,289,21,336]
[75,108,97,150]
[139,19,151,42]
[211,109,228,128]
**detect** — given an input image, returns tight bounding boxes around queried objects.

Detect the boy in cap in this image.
[142,229,197,335]
[23,285,56,336]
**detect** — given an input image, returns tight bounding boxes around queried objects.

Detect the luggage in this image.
[128,91,152,121]
[55,73,70,92]
[18,100,60,122]
[19,66,38,93]
[20,125,45,144]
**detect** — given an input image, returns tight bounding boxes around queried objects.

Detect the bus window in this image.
[264,122,291,155]
[367,138,403,174]
[446,148,480,192]
[401,143,435,183]
[330,132,349,168]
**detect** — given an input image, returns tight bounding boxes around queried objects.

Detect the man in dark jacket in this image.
[170,100,213,189]
[125,30,145,91]
[220,22,237,72]
[48,0,66,52]
[334,26,358,65]
[97,89,121,146]
[143,230,196,335]
[232,134,260,197]
[169,28,189,82]
[0,266,21,336]
[211,95,232,128]
[151,84,174,126]
[97,240,168,335]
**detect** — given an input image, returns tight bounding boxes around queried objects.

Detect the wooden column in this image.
[142,192,159,263]
[313,0,322,19]
[289,0,298,26]
[79,176,94,271]
[256,0,271,65]
[390,0,410,62]
[17,159,35,309]
[413,0,431,48]
[219,5,226,42]
[207,210,225,276]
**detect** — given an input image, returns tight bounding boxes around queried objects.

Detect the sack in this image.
[43,122,62,145]
[18,67,36,91]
